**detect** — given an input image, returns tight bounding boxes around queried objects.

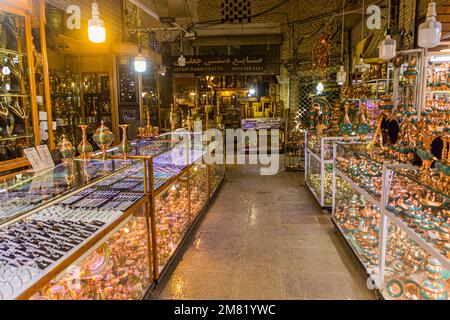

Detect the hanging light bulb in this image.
[317,82,324,95]
[177,32,186,67]
[1,66,10,76]
[134,50,147,73]
[418,1,442,48]
[379,0,396,61]
[379,30,397,60]
[133,8,146,73]
[337,65,347,85]
[88,1,106,43]
[355,55,366,72]
[178,54,186,67]
[337,0,346,86]
[355,0,368,73]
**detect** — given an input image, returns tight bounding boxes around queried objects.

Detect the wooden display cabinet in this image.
[0,0,41,175]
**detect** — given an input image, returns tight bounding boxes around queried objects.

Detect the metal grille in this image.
[221,0,252,23]
[284,77,316,171]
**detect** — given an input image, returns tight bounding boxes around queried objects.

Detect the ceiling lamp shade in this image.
[134,53,147,73]
[379,30,397,60]
[88,2,106,43]
[178,54,186,67]
[418,1,442,48]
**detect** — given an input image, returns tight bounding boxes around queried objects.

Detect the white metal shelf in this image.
[305,147,321,163]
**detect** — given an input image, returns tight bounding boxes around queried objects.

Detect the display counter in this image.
[305,131,362,208]
[0,136,225,300]
[332,141,450,300]
[240,118,285,153]
[380,165,449,300]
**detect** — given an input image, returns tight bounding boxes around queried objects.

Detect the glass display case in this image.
[241,118,284,130]
[147,138,225,278]
[332,156,450,300]
[334,142,388,204]
[392,49,424,116]
[379,164,450,300]
[0,134,226,300]
[424,52,450,128]
[82,73,112,129]
[189,164,208,220]
[332,175,381,279]
[305,131,361,207]
[0,158,151,300]
[0,4,40,172]
[48,58,82,145]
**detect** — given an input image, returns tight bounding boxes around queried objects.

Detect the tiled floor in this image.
[155,164,376,300]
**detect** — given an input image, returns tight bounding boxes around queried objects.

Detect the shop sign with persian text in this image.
[171,56,266,74]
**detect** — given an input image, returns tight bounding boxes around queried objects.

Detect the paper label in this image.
[23,148,46,172]
[36,145,55,169]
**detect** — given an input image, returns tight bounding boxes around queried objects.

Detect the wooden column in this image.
[39,0,55,149]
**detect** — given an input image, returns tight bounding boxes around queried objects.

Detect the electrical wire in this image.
[152,0,160,16]
[341,0,345,64]
[184,0,194,26]
[285,0,382,27]
[361,0,365,41]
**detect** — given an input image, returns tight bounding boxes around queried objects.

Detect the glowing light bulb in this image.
[88,2,106,43]
[178,55,186,67]
[1,66,10,76]
[337,65,347,85]
[134,53,147,73]
[317,82,324,94]
[379,31,397,60]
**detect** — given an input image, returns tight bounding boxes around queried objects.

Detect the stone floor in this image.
[155,164,376,300]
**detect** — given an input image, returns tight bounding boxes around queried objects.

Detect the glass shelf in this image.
[334,142,387,203]
[385,165,450,270]
[387,165,450,202]
[0,159,139,225]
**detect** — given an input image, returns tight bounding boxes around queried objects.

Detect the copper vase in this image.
[78,125,93,160]
[119,124,132,160]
